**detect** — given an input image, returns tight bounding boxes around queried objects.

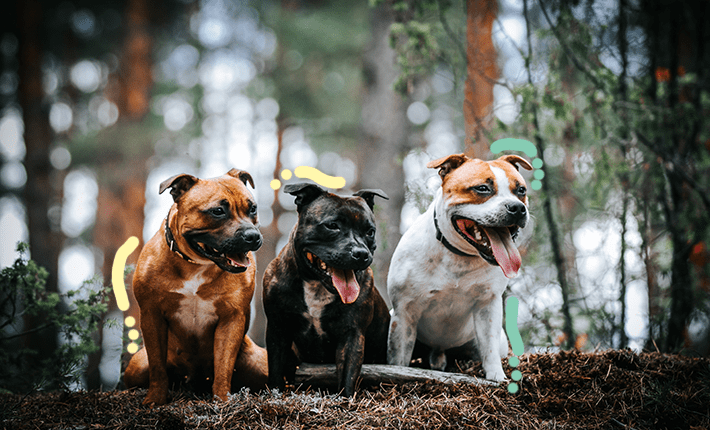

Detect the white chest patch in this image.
[173,272,218,336]
[302,281,336,337]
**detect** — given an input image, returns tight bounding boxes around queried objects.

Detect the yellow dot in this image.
[281,169,292,180]
[127,342,139,354]
[125,316,136,328]
[128,329,140,340]
[270,179,281,190]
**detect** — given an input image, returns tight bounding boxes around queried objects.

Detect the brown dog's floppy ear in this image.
[498,154,533,171]
[159,173,198,202]
[427,153,469,180]
[284,183,327,212]
[226,168,255,188]
[353,189,389,211]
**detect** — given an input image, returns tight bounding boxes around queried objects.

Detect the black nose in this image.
[351,247,370,263]
[506,202,527,219]
[242,229,262,247]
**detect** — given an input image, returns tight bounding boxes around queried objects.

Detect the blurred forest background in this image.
[0,0,708,393]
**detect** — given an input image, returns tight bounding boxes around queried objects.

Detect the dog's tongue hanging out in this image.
[483,227,522,278]
[331,269,360,304]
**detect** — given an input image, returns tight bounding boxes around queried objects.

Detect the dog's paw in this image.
[484,367,507,383]
[142,392,168,406]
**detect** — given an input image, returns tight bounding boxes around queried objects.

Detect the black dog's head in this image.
[284,183,388,304]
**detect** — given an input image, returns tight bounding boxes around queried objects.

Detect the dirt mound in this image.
[1,350,708,429]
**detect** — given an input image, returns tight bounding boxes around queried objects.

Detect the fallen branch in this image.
[294,364,498,389]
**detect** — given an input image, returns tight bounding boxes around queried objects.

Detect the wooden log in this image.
[294,364,498,389]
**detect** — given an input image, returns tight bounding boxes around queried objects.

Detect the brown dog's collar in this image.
[433,208,476,257]
[164,213,198,264]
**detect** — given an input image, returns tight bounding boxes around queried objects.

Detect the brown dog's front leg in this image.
[336,332,366,397]
[140,308,170,406]
[212,315,245,401]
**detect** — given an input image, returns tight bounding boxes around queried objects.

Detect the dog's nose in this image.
[505,202,527,219]
[242,229,262,246]
[351,247,370,263]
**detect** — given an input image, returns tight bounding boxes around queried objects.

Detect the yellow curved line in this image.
[112,236,139,311]
[294,166,346,189]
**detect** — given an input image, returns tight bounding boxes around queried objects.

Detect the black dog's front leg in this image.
[266,323,296,391]
[335,332,366,396]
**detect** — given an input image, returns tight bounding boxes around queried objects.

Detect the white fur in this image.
[302,280,336,337]
[387,169,526,382]
[173,270,218,337]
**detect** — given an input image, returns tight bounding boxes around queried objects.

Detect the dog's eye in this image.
[324,222,339,231]
[248,203,258,216]
[472,185,491,195]
[209,207,226,217]
[516,186,527,197]
[367,228,376,238]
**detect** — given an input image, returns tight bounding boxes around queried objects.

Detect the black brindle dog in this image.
[262,183,390,396]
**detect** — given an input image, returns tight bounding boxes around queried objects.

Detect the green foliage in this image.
[0,243,111,394]
[390,20,441,94]
[380,0,462,95]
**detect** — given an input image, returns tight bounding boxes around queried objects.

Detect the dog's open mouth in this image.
[452,216,521,278]
[191,240,250,273]
[304,251,360,304]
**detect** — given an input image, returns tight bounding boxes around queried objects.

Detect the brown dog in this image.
[123,169,268,405]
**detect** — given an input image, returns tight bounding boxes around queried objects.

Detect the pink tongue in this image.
[331,268,360,304]
[483,227,521,278]
[228,253,250,267]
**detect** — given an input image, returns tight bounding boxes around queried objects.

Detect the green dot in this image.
[508,382,519,394]
[531,180,542,190]
[532,158,543,169]
[534,170,545,180]
[512,370,523,381]
[508,356,519,367]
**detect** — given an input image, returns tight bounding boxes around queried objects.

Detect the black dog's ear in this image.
[427,153,469,181]
[159,173,199,202]
[226,168,255,188]
[284,183,327,212]
[353,189,389,211]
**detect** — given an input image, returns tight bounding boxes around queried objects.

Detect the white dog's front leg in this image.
[387,306,420,367]
[474,295,506,382]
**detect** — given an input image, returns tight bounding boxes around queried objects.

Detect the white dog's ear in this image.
[427,153,469,180]
[159,173,199,202]
[498,155,533,171]
[226,168,255,188]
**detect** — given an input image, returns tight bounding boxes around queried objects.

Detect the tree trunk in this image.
[463,0,498,158]
[250,123,286,347]
[17,0,62,383]
[523,0,575,350]
[86,0,154,389]
[358,3,409,303]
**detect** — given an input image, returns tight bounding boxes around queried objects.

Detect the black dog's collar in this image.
[164,211,197,264]
[433,208,476,257]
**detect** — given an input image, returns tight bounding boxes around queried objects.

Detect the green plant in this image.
[0,243,112,393]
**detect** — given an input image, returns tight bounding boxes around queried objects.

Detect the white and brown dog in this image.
[387,154,532,381]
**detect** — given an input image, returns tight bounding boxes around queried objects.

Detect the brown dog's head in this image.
[159,168,262,273]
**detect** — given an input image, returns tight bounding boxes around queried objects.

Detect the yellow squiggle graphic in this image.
[270,166,346,190]
[112,236,140,354]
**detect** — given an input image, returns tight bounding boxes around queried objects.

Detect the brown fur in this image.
[123,170,267,405]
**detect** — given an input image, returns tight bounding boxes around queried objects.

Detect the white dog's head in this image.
[428,154,532,278]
